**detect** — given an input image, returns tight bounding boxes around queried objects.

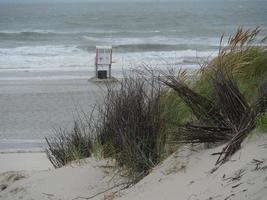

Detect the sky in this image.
[0,0,264,5]
[0,0,257,3]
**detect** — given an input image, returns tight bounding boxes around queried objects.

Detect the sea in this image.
[0,0,267,152]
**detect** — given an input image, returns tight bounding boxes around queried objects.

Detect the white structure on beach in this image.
[95,46,112,79]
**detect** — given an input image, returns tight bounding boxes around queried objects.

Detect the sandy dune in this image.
[0,158,124,200]
[118,134,267,200]
[0,133,266,200]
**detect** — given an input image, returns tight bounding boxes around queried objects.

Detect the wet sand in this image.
[0,69,108,151]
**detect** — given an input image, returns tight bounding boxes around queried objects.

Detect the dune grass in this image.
[157,27,266,166]
[256,114,267,131]
[161,27,267,129]
[45,27,266,176]
[94,75,167,179]
[45,121,93,168]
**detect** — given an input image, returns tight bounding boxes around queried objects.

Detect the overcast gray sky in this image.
[0,0,256,3]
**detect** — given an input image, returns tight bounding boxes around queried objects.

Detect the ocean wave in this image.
[0,29,224,50]
[0,45,91,70]
[0,29,161,36]
[0,30,71,42]
[0,149,45,154]
[0,45,82,56]
[79,42,218,53]
[81,35,222,49]
[0,139,45,143]
[0,44,216,71]
[0,139,46,152]
[0,30,65,36]
[114,43,184,52]
[0,29,95,35]
[77,43,181,52]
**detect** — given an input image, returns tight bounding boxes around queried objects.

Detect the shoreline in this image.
[0,66,199,152]
[0,72,104,150]
[0,152,52,173]
[0,149,45,154]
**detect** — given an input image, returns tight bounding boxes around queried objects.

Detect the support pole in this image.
[109,64,111,78]
[95,64,98,78]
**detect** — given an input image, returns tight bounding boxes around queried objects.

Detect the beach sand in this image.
[0,132,266,200]
[0,157,122,200]
[0,69,109,151]
[0,70,266,200]
[0,152,52,173]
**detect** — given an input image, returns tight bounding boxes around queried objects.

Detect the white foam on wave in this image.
[0,76,92,81]
[0,139,46,152]
[0,45,80,56]
[0,29,87,35]
[0,139,44,144]
[0,149,45,153]
[0,45,216,73]
[0,29,162,35]
[82,35,222,47]
[115,50,216,66]
[0,29,68,34]
[0,45,91,70]
[81,36,145,45]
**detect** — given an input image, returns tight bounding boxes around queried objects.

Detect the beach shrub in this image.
[45,27,266,173]
[95,75,166,179]
[156,27,266,166]
[162,27,266,119]
[45,121,93,168]
[198,27,267,101]
[256,114,267,131]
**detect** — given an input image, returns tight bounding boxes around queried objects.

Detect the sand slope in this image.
[118,133,267,200]
[0,134,266,200]
[0,158,124,200]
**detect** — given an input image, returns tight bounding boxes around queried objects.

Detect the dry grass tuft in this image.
[148,27,267,167]
[45,121,93,168]
[95,75,166,178]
